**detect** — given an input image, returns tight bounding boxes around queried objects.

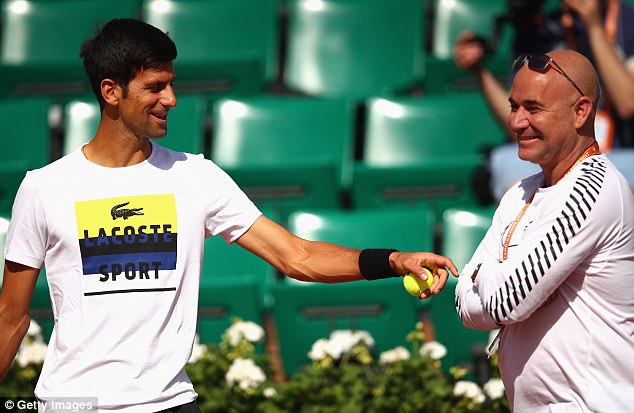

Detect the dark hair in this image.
[80,18,177,108]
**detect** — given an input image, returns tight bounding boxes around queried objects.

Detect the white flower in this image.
[226,320,265,346]
[453,380,485,403]
[263,387,277,398]
[16,340,48,367]
[188,335,207,364]
[323,338,346,360]
[308,338,331,361]
[225,358,266,391]
[328,330,358,353]
[27,320,42,338]
[420,341,447,360]
[483,378,505,400]
[330,329,373,351]
[351,330,374,348]
[379,346,410,364]
[307,335,345,361]
[308,330,375,361]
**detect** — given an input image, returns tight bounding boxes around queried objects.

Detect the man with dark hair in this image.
[80,18,178,110]
[455,50,634,411]
[0,18,457,412]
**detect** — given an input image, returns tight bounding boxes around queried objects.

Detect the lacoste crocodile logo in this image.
[111,202,144,220]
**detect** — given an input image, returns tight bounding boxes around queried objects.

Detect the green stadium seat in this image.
[271,280,420,376]
[272,207,434,375]
[434,205,495,372]
[363,93,505,160]
[143,0,278,96]
[352,160,483,219]
[352,92,505,216]
[424,0,513,93]
[197,229,278,345]
[441,206,495,272]
[62,100,100,155]
[284,0,426,98]
[210,96,355,220]
[198,274,264,346]
[0,97,51,215]
[0,0,137,98]
[63,94,207,155]
[287,207,435,252]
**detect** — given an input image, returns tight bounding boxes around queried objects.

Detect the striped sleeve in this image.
[475,158,608,324]
[455,207,505,331]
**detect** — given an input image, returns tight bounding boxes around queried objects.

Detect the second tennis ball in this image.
[403,267,434,296]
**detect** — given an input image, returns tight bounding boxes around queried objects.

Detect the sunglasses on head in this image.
[512,53,585,97]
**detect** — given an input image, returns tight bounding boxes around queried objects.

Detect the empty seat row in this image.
[0,0,515,99]
[0,92,505,218]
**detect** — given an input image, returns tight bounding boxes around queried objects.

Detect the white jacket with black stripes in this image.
[455,154,634,413]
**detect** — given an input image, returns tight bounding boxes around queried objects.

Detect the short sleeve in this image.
[4,172,48,269]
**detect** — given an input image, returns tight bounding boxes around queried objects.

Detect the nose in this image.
[508,107,529,133]
[161,84,177,108]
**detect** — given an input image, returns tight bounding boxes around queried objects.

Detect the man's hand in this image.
[454,31,487,72]
[389,252,459,299]
[563,0,602,27]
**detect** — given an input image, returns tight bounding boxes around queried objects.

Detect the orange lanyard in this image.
[502,142,600,261]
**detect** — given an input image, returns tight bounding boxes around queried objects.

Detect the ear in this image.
[100,79,121,107]
[573,96,594,129]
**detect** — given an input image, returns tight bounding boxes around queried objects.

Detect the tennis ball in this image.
[403,267,434,297]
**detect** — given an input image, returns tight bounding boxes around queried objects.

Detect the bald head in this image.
[545,50,600,106]
[511,49,600,134]
[508,49,600,184]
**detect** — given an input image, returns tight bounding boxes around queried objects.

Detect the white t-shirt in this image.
[455,155,634,412]
[5,142,261,412]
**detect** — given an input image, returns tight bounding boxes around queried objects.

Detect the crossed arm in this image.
[456,173,610,330]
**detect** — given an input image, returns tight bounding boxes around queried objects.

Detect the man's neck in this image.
[542,139,599,187]
[83,131,152,168]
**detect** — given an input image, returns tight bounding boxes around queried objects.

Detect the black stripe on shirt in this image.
[489,158,607,323]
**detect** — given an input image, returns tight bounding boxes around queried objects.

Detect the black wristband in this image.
[359,249,400,280]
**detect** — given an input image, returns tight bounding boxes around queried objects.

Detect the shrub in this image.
[2,319,510,413]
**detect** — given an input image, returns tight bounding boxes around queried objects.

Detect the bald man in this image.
[455,50,634,412]
[454,0,634,202]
